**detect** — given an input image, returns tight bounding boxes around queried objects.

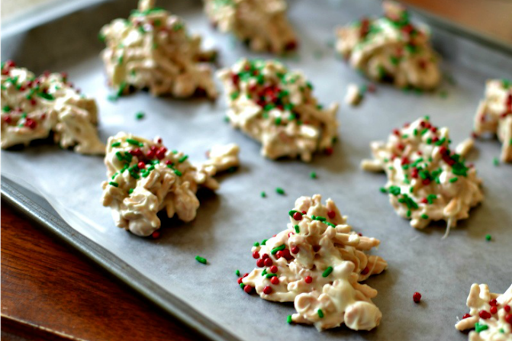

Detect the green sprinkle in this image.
[407,210,411,217]
[310,172,317,179]
[179,155,188,163]
[266,274,277,279]
[421,214,429,219]
[126,138,142,146]
[261,239,267,245]
[485,234,491,241]
[380,187,387,193]
[230,91,239,100]
[322,266,333,277]
[174,169,182,176]
[240,283,245,289]
[275,117,282,125]
[235,269,240,276]
[499,328,505,334]
[254,242,260,247]
[389,186,401,196]
[128,188,134,194]
[173,23,183,31]
[2,105,11,112]
[294,225,300,233]
[493,157,499,166]
[224,116,230,123]
[474,322,488,333]
[37,92,55,100]
[172,150,178,154]
[111,142,121,147]
[449,177,458,183]
[289,210,299,217]
[195,256,207,264]
[317,309,324,318]
[262,269,267,276]
[135,112,145,120]
[276,187,285,195]
[109,181,119,187]
[427,194,437,204]
[261,191,266,198]
[271,245,286,255]
[287,315,292,324]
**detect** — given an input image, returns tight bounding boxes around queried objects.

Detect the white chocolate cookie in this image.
[361,117,483,237]
[204,0,298,54]
[218,59,339,162]
[241,194,387,331]
[335,1,441,90]
[101,132,239,237]
[474,79,512,163]
[1,62,105,154]
[100,0,217,98]
[455,284,512,341]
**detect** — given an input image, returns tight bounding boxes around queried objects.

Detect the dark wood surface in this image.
[1,202,204,341]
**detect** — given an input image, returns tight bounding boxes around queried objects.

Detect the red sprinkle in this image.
[237,277,243,284]
[264,258,273,267]
[479,310,491,319]
[505,305,511,313]
[361,267,370,275]
[155,148,166,160]
[462,313,471,319]
[244,285,253,294]
[25,118,37,129]
[138,161,146,169]
[291,246,299,254]
[393,129,400,136]
[325,147,333,155]
[305,276,313,283]
[505,313,512,325]
[269,265,278,274]
[489,299,497,306]
[293,212,303,221]
[275,251,283,259]
[302,211,307,214]
[490,306,498,314]
[252,251,260,259]
[422,179,431,186]
[243,273,249,278]
[262,253,269,260]
[151,231,160,239]
[420,198,428,204]
[327,211,335,219]
[281,249,292,260]
[270,276,280,285]
[3,115,12,124]
[263,286,272,295]
[413,292,422,303]
[256,259,265,267]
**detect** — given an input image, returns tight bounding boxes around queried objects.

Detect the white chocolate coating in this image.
[361,117,483,236]
[455,284,512,341]
[242,194,387,331]
[335,1,441,90]
[1,63,104,154]
[100,0,217,98]
[218,59,339,162]
[474,79,512,163]
[345,83,363,106]
[101,132,239,236]
[204,0,297,54]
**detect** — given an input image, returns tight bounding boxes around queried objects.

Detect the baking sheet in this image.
[2,0,511,340]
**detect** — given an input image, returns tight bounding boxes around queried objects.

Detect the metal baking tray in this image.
[2,1,511,340]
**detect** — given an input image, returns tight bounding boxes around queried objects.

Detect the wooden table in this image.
[1,203,205,341]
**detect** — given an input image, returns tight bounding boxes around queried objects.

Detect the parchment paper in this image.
[2,0,511,340]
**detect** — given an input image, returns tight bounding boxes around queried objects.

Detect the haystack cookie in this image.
[1,62,105,154]
[361,117,483,237]
[204,0,298,54]
[240,194,387,331]
[474,79,512,163]
[99,0,217,98]
[335,1,441,90]
[218,59,339,162]
[101,132,239,237]
[455,284,512,341]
